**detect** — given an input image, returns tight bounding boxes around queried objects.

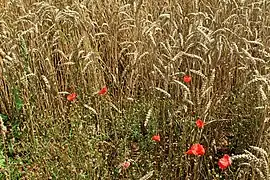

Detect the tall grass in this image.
[0,0,270,179]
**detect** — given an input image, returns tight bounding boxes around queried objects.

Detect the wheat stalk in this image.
[154,87,171,98]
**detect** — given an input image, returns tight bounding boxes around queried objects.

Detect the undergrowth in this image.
[0,0,270,179]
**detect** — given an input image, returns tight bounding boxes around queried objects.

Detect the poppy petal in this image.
[98,86,107,95]
[67,93,77,101]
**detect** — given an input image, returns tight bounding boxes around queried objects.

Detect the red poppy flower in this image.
[196,119,205,128]
[186,143,205,156]
[183,75,191,83]
[122,161,130,169]
[67,93,77,101]
[152,135,160,142]
[98,86,107,95]
[218,154,232,170]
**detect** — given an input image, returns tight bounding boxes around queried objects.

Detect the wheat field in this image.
[0,0,270,179]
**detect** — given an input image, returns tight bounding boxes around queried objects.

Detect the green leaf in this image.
[0,151,6,169]
[0,114,8,122]
[13,88,23,111]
